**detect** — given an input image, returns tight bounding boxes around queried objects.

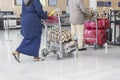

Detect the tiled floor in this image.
[0,27,120,80]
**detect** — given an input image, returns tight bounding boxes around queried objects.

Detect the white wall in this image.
[90,0,97,9]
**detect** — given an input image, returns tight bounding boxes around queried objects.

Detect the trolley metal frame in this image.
[84,13,106,49]
[41,8,77,59]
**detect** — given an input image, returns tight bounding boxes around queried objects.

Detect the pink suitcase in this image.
[84,19,110,29]
[84,29,106,45]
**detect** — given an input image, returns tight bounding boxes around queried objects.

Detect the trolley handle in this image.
[41,19,48,25]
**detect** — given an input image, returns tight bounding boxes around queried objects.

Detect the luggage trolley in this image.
[41,8,77,59]
[84,12,107,49]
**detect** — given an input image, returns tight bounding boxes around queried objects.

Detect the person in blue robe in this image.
[12,0,48,62]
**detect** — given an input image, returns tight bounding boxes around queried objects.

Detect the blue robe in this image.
[16,0,47,57]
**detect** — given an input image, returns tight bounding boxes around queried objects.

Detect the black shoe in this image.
[78,48,87,51]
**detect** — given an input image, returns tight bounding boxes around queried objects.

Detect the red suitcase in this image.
[84,19,110,29]
[84,29,106,45]
[97,19,110,29]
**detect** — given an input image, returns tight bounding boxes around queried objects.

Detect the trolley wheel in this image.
[41,49,49,57]
[68,53,73,57]
[94,44,98,50]
[56,52,63,59]
[53,50,57,54]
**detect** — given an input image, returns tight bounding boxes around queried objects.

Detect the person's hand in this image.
[88,8,93,13]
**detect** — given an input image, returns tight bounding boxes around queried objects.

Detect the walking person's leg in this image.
[76,24,87,51]
[12,34,43,62]
[71,24,77,40]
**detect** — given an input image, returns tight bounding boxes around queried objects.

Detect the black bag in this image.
[106,28,112,42]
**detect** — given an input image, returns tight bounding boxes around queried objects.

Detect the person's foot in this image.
[78,48,87,51]
[33,57,44,62]
[12,51,20,63]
